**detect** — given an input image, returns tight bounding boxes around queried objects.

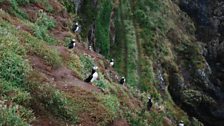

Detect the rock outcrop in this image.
[167,0,224,125]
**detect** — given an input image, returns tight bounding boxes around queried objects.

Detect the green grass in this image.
[23,32,62,68]
[67,53,83,78]
[27,81,79,123]
[0,78,31,106]
[98,94,120,118]
[8,0,29,19]
[0,51,30,85]
[34,11,57,45]
[0,101,35,126]
[0,21,35,125]
[95,0,112,57]
[59,0,76,13]
[79,54,95,78]
[123,20,139,87]
[111,7,126,76]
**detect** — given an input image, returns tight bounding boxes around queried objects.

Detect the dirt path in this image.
[29,55,101,93]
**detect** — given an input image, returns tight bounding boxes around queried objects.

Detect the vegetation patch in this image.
[95,0,112,57]
[0,99,35,126]
[79,54,95,78]
[34,11,57,45]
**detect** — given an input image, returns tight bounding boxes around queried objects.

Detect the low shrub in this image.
[0,99,35,126]
[0,79,31,106]
[98,94,120,118]
[0,51,30,85]
[34,11,57,45]
[79,54,95,78]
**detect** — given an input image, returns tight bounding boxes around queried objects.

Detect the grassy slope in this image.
[0,0,205,126]
[0,0,182,126]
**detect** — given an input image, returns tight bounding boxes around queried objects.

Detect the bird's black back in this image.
[84,74,93,83]
[72,24,78,32]
[91,69,96,75]
[68,42,74,49]
[147,99,152,111]
[119,79,125,84]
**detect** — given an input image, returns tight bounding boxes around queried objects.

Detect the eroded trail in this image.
[29,54,101,93]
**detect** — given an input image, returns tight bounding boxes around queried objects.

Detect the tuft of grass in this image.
[59,0,76,13]
[0,26,26,56]
[79,54,95,78]
[33,11,57,45]
[0,51,30,85]
[67,53,83,78]
[36,11,55,30]
[0,100,35,126]
[94,73,110,90]
[8,0,28,19]
[98,94,120,118]
[0,79,31,106]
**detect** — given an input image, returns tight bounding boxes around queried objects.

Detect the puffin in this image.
[68,39,76,49]
[84,66,98,83]
[73,22,80,33]
[72,22,78,32]
[147,96,152,111]
[109,59,114,67]
[89,45,93,51]
[119,77,125,85]
[178,120,184,126]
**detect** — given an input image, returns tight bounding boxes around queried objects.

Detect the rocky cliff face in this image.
[170,0,224,125]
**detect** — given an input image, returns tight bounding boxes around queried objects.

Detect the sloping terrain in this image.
[0,0,187,126]
[0,0,221,126]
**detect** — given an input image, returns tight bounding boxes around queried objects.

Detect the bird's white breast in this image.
[91,72,98,82]
[110,62,114,66]
[75,27,79,32]
[179,123,184,126]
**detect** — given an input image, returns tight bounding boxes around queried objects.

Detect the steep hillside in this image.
[0,0,221,126]
[78,0,224,126]
[0,0,185,126]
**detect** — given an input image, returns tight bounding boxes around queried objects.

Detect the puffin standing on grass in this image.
[109,59,114,67]
[68,39,76,49]
[84,66,98,83]
[147,96,152,111]
[119,77,125,85]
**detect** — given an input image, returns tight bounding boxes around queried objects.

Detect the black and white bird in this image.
[178,120,184,126]
[109,59,114,67]
[72,22,78,32]
[147,96,152,111]
[84,66,98,83]
[68,39,76,49]
[88,45,93,51]
[119,77,125,85]
[73,22,81,33]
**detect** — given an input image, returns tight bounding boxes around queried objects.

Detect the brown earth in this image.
[110,119,130,126]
